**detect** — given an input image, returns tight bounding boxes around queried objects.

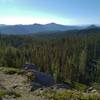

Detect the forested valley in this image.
[0,27,100,86]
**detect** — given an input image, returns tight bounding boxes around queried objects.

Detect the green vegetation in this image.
[0,28,100,87]
[0,90,21,97]
[35,89,100,100]
[0,67,23,75]
[0,91,7,97]
[92,83,100,92]
[73,82,88,91]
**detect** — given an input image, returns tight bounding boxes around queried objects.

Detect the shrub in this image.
[0,67,23,75]
[92,83,100,92]
[0,91,7,97]
[6,90,21,97]
[0,90,21,98]
[73,82,88,91]
[35,89,100,100]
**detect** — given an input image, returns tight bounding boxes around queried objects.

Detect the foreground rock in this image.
[0,71,45,100]
[0,70,100,100]
[86,87,98,94]
[0,66,100,100]
[23,64,55,86]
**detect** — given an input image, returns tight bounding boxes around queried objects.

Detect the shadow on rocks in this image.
[0,97,2,100]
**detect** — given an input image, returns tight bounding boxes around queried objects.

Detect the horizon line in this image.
[0,22,99,26]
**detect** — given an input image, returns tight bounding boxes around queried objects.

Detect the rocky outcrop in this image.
[86,87,98,93]
[35,71,55,86]
[23,64,55,86]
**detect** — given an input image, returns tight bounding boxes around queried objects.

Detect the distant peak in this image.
[45,23,59,25]
[33,23,42,26]
[49,22,57,24]
[88,24,97,29]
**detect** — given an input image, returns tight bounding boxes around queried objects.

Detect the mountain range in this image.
[0,23,98,34]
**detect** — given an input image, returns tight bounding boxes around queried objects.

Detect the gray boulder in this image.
[23,64,55,86]
[35,71,55,86]
[87,87,98,93]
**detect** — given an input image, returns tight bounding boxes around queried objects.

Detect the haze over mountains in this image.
[0,23,89,34]
[0,23,99,34]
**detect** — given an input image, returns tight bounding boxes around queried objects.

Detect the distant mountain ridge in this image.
[0,23,99,34]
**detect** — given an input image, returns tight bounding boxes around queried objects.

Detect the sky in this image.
[0,0,100,25]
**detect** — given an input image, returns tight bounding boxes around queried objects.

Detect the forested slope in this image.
[0,28,100,85]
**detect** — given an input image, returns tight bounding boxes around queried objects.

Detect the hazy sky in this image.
[0,0,100,25]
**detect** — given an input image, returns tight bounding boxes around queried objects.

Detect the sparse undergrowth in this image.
[34,89,100,100]
[73,82,88,92]
[92,83,100,93]
[0,90,21,98]
[0,67,23,75]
